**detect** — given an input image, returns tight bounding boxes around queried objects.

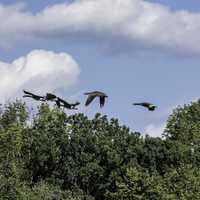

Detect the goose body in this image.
[133,102,157,111]
[23,90,45,101]
[84,91,108,108]
[56,97,80,110]
[45,93,57,101]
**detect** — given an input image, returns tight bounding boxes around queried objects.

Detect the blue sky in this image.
[0,0,200,136]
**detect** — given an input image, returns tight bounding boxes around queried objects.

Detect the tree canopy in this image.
[0,100,200,199]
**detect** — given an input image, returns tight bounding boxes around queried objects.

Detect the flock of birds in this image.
[23,90,157,111]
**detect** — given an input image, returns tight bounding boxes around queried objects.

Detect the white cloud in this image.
[144,123,165,137]
[0,49,80,102]
[1,0,200,54]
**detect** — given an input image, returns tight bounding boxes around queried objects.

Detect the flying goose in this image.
[23,90,45,101]
[84,91,108,108]
[56,97,80,110]
[133,102,157,111]
[45,93,57,101]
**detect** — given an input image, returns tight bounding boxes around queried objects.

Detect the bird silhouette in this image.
[45,93,57,101]
[23,90,45,101]
[56,97,80,110]
[133,102,157,111]
[84,91,108,108]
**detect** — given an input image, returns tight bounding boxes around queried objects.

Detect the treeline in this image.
[0,100,200,199]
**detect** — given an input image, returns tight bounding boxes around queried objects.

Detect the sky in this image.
[0,0,200,137]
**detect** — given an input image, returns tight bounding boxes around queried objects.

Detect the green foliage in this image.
[163,165,200,199]
[18,182,94,200]
[0,100,200,199]
[21,105,140,199]
[107,165,200,200]
[165,100,200,144]
[106,166,165,200]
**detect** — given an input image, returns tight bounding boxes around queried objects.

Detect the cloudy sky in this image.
[0,0,200,137]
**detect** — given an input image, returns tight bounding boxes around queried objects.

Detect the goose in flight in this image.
[84,91,108,108]
[133,102,157,111]
[45,93,57,101]
[56,97,80,110]
[23,90,45,101]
